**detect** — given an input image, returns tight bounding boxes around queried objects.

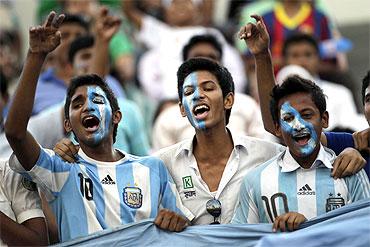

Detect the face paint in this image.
[86,86,112,144]
[182,72,206,130]
[280,102,318,156]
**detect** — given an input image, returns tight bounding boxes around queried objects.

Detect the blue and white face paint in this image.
[84,86,112,145]
[280,102,318,156]
[182,72,206,130]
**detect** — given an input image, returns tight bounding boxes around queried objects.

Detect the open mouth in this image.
[82,115,100,132]
[293,131,311,146]
[192,104,210,119]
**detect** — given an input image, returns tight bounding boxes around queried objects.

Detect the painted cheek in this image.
[182,72,206,130]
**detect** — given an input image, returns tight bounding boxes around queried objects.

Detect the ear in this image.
[179,101,187,118]
[64,119,72,133]
[112,110,122,125]
[274,122,283,138]
[321,111,329,129]
[224,92,234,110]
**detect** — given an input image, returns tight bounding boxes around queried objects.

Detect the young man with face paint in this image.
[232,76,370,231]
[154,57,286,225]
[5,12,192,242]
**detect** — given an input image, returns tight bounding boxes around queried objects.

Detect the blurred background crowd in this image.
[0,0,369,158]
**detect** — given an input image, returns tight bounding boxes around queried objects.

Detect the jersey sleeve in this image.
[9,148,73,201]
[2,161,44,224]
[346,169,370,202]
[231,174,260,224]
[157,161,194,222]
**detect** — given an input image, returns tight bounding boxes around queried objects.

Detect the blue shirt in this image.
[10,148,193,242]
[325,131,370,180]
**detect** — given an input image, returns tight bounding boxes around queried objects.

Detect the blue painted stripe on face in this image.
[182,72,206,130]
[280,102,318,156]
[86,86,113,145]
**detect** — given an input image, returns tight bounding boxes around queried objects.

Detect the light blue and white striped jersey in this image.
[232,146,370,224]
[9,148,193,242]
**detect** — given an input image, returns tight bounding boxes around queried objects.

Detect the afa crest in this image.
[123,187,143,208]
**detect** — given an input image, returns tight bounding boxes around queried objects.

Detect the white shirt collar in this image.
[174,128,248,158]
[278,144,336,172]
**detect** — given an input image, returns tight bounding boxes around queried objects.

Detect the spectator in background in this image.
[123,0,247,102]
[152,34,267,151]
[236,0,350,103]
[280,33,364,131]
[0,159,48,246]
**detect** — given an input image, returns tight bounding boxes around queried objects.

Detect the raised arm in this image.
[122,0,144,29]
[4,12,64,170]
[239,15,276,134]
[90,7,121,77]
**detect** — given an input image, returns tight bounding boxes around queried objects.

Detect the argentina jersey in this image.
[232,146,370,224]
[9,148,193,242]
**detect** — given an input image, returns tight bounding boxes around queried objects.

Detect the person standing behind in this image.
[0,159,48,246]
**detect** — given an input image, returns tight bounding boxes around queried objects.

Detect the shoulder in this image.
[244,155,280,185]
[153,140,191,166]
[236,135,284,151]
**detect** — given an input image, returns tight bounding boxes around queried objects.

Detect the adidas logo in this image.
[297,184,315,195]
[101,175,116,185]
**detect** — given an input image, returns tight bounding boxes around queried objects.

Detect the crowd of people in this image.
[0,0,369,245]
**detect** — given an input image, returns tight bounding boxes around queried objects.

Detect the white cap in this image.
[276,65,315,86]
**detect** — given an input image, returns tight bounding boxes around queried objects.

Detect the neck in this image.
[282,1,303,17]
[79,140,122,162]
[292,146,320,169]
[193,124,233,162]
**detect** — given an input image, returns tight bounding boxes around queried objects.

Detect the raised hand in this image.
[95,7,121,42]
[238,15,270,56]
[29,11,64,54]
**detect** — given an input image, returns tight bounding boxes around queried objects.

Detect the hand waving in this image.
[95,7,121,42]
[238,15,270,56]
[29,11,65,54]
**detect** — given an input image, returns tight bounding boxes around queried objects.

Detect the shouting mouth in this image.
[192,104,210,120]
[292,130,311,146]
[82,115,100,132]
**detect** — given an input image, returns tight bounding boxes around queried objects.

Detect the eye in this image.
[184,88,194,96]
[365,95,370,104]
[283,115,294,122]
[92,96,104,104]
[301,113,312,119]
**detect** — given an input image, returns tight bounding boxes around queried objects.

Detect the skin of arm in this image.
[90,7,121,78]
[122,0,143,29]
[0,212,48,246]
[4,12,64,171]
[239,15,276,134]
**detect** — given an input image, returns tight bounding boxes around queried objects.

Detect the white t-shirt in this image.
[154,132,285,225]
[0,159,45,245]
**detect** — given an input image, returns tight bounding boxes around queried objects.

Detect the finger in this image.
[272,216,280,232]
[331,154,344,179]
[168,214,178,232]
[100,6,109,17]
[250,14,263,23]
[53,146,75,163]
[293,215,305,230]
[44,11,56,27]
[279,216,287,232]
[53,14,65,29]
[154,213,163,226]
[175,217,187,232]
[287,215,295,231]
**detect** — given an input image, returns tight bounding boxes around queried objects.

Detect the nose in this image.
[292,118,305,131]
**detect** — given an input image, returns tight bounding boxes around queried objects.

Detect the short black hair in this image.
[68,35,94,64]
[182,34,223,61]
[64,74,120,143]
[62,14,90,32]
[270,75,326,125]
[282,33,319,58]
[362,71,370,105]
[177,58,234,125]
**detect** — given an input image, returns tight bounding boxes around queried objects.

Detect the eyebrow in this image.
[71,94,83,104]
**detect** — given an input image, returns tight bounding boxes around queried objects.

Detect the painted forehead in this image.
[365,86,370,96]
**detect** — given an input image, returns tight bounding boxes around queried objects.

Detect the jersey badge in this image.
[123,187,143,208]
